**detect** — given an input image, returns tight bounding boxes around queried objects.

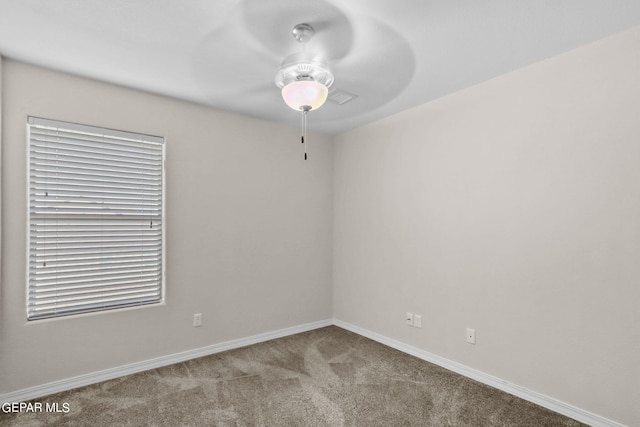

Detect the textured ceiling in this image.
[1,0,639,135]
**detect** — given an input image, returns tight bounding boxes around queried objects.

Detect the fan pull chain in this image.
[301,107,309,160]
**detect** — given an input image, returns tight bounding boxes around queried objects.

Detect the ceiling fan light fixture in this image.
[274,23,336,160]
[275,52,334,112]
[281,80,329,111]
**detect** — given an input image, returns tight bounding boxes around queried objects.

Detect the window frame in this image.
[26,117,166,320]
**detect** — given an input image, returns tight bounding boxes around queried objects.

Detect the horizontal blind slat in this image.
[31,179,161,193]
[30,139,162,157]
[30,169,162,184]
[31,261,161,276]
[30,293,160,314]
[31,146,162,165]
[29,121,163,145]
[30,125,163,146]
[28,299,160,320]
[30,273,161,288]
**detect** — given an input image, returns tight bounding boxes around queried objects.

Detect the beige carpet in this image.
[1,326,585,426]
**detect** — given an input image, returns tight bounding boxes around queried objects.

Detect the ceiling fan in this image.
[274,22,348,160]
[192,0,414,152]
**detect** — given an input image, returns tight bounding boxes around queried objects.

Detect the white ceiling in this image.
[1,0,639,135]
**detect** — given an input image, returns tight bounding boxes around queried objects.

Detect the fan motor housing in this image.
[275,52,334,89]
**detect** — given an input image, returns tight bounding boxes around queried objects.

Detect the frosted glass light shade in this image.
[281,80,329,111]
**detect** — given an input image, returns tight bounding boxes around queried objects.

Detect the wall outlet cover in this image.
[193,313,202,327]
[466,328,476,344]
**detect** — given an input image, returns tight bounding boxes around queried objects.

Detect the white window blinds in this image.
[27,117,165,320]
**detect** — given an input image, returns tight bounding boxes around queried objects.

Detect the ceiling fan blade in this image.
[191,13,279,102]
[311,15,416,123]
[224,83,283,113]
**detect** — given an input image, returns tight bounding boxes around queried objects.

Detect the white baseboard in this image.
[0,318,333,405]
[0,318,626,427]
[333,319,626,427]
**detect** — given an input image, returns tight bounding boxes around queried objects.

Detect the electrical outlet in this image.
[193,313,202,327]
[466,328,476,344]
[406,312,414,326]
[414,314,422,328]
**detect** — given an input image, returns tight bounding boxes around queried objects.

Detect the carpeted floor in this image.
[1,326,585,426]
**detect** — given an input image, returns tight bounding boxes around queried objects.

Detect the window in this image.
[27,117,165,320]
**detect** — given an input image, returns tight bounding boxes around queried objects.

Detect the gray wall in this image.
[333,27,640,426]
[0,60,333,392]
